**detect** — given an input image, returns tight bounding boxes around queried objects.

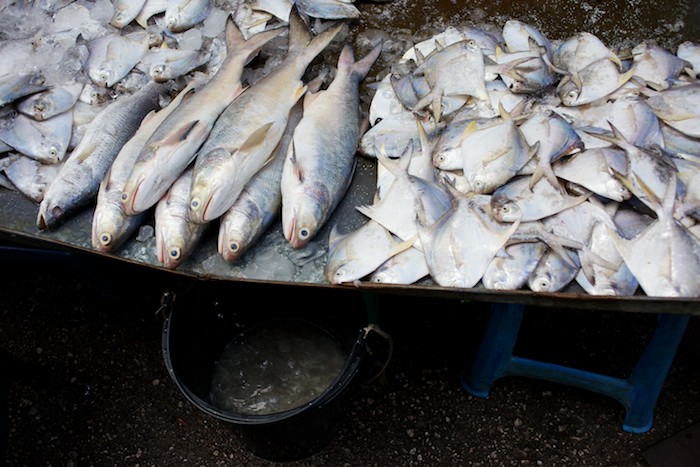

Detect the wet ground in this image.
[1,242,699,466]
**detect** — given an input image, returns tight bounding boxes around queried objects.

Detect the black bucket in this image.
[161,281,373,462]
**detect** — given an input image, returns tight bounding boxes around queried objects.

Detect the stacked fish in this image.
[332,21,700,297]
[0,0,367,269]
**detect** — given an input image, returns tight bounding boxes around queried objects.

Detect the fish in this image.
[38,80,169,230]
[677,41,700,79]
[356,151,453,246]
[552,31,622,75]
[490,175,589,223]
[139,42,213,83]
[295,0,361,20]
[0,71,49,108]
[325,219,414,284]
[553,147,632,202]
[86,30,151,88]
[606,173,700,297]
[281,42,382,249]
[430,115,502,171]
[16,81,83,121]
[92,80,195,253]
[369,245,430,285]
[482,241,547,290]
[631,42,689,91]
[218,96,306,263]
[0,109,73,164]
[528,246,580,292]
[645,82,700,138]
[411,38,489,122]
[517,110,583,190]
[417,190,520,288]
[121,18,285,216]
[575,220,638,296]
[460,104,538,194]
[110,0,147,29]
[188,9,343,224]
[3,153,61,203]
[155,166,209,269]
[135,0,168,28]
[165,0,211,33]
[557,57,636,107]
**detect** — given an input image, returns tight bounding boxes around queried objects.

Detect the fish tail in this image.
[343,42,383,82]
[288,8,343,64]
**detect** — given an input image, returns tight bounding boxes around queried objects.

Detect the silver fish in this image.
[552,31,622,75]
[38,81,168,230]
[517,110,583,190]
[3,153,60,202]
[155,166,208,269]
[325,219,414,284]
[110,0,147,29]
[218,97,305,263]
[295,0,360,20]
[417,191,520,288]
[165,0,211,33]
[645,82,700,138]
[528,247,580,292]
[482,241,547,290]
[143,45,212,83]
[135,0,167,28]
[0,109,73,164]
[121,19,285,216]
[558,58,636,107]
[16,81,83,121]
[0,71,49,108]
[281,42,382,249]
[92,80,194,253]
[369,246,429,285]
[86,30,151,88]
[631,42,689,91]
[677,41,700,79]
[188,11,343,224]
[553,147,631,202]
[490,175,589,223]
[607,174,700,297]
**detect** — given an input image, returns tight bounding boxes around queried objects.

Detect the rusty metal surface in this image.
[1,0,699,314]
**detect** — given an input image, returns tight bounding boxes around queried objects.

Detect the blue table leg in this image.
[461,303,691,433]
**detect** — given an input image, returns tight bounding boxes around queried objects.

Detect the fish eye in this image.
[48,146,58,157]
[467,39,477,47]
[152,65,165,76]
[169,247,181,260]
[99,233,112,246]
[121,192,129,202]
[228,241,239,252]
[299,227,310,240]
[190,198,200,210]
[567,90,578,100]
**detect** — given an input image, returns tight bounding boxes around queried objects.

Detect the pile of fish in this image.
[0,0,377,269]
[329,21,700,297]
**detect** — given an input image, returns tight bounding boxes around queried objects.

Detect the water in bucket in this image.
[209,319,348,416]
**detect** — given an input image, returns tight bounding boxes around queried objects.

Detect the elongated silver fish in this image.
[188,10,343,224]
[38,81,169,230]
[155,166,208,269]
[92,80,195,253]
[218,98,305,263]
[281,42,382,249]
[121,18,285,215]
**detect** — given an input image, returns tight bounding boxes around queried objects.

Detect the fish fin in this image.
[328,222,348,247]
[356,204,375,219]
[350,42,383,81]
[161,120,201,146]
[303,88,324,110]
[390,234,418,257]
[75,142,99,162]
[238,121,275,154]
[618,64,637,87]
[529,156,565,193]
[288,7,343,62]
[237,18,287,62]
[288,140,303,183]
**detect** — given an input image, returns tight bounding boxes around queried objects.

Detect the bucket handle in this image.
[359,324,394,386]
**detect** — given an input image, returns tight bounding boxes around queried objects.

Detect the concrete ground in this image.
[1,245,699,466]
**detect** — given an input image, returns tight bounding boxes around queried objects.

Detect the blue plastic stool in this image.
[461,303,691,433]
